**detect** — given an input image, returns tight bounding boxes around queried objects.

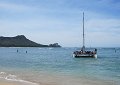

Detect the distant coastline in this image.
[0,35,61,47]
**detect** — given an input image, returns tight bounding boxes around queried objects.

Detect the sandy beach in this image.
[0,79,18,85]
[0,69,118,85]
[0,78,116,85]
[0,82,16,85]
[0,79,38,85]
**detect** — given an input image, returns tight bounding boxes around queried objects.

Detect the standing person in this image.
[17,49,18,52]
[115,48,116,53]
[95,48,97,54]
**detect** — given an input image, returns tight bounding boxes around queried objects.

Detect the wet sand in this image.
[0,78,117,85]
[0,79,18,85]
[0,79,38,85]
[0,72,118,85]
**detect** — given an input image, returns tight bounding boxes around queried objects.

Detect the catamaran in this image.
[73,12,97,58]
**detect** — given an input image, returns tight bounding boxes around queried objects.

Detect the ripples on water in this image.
[0,47,120,84]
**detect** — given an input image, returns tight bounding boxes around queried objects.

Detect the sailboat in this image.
[73,12,97,58]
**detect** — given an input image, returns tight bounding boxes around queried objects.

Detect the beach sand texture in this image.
[0,75,116,85]
[0,79,38,85]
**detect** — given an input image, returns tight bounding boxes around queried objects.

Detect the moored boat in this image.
[73,12,97,58]
[73,48,97,58]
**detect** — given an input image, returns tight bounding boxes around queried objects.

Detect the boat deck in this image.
[73,50,97,58]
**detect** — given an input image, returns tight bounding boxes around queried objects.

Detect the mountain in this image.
[0,35,61,47]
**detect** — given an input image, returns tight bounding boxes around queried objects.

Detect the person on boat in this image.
[115,48,116,53]
[95,49,97,54]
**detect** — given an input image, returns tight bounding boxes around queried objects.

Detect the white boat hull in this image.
[73,53,97,58]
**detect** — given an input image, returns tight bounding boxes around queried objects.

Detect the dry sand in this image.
[0,82,16,85]
[0,80,17,85]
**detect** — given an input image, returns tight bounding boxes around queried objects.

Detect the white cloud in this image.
[85,31,120,47]
[0,15,120,47]
[82,18,120,47]
[27,31,81,47]
[0,1,120,47]
[0,2,35,11]
[86,19,120,33]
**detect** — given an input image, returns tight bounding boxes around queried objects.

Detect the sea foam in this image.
[0,72,38,85]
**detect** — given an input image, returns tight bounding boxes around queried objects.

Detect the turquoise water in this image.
[0,47,120,85]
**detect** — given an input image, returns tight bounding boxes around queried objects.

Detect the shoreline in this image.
[0,76,116,85]
[0,70,119,85]
[0,78,39,85]
[0,47,119,85]
[0,72,118,85]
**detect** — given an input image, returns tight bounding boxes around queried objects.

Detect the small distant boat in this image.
[73,12,97,58]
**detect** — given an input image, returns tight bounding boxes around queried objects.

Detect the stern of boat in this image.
[94,54,97,58]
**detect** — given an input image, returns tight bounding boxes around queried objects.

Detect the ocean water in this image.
[0,47,120,85]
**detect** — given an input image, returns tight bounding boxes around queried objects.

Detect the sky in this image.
[0,0,120,47]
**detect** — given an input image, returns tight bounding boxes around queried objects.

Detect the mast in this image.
[83,12,85,47]
[82,12,85,52]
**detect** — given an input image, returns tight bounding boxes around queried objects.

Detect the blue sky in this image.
[0,0,120,47]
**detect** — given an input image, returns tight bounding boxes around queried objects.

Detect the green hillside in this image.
[0,35,61,47]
